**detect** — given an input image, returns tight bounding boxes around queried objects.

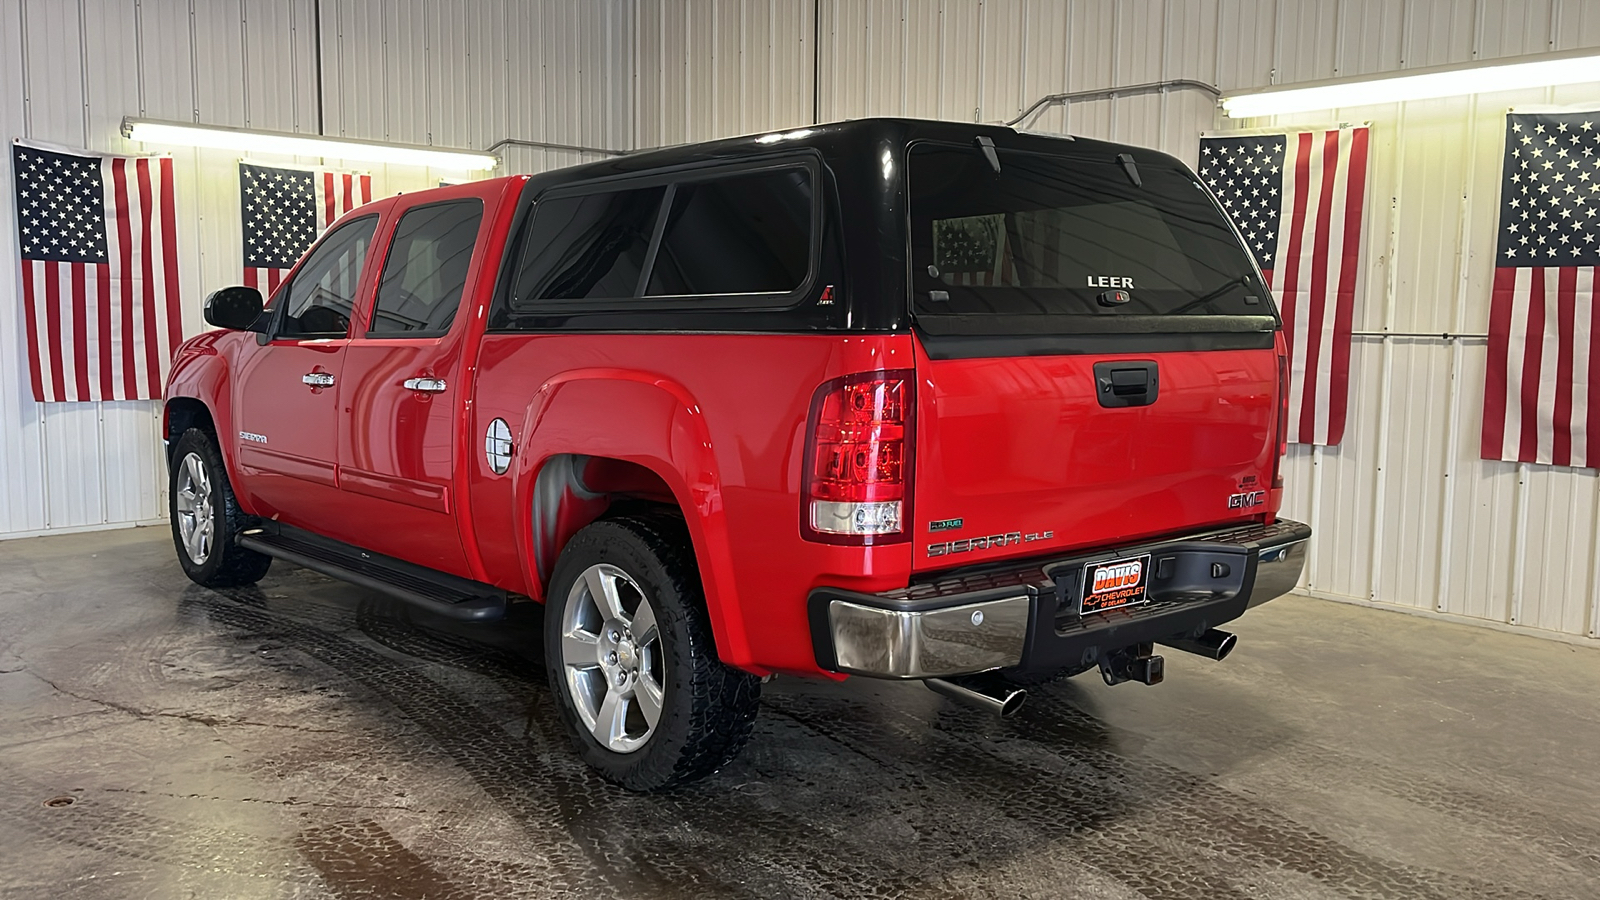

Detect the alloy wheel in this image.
[173,451,214,565]
[558,563,666,753]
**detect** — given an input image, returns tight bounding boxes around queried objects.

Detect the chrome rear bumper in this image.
[826,594,1032,679]
[812,519,1310,679]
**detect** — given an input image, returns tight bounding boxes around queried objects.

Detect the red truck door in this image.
[232,215,379,519]
[336,196,488,576]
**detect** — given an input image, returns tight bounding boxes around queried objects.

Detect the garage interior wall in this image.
[634,0,1600,643]
[0,0,629,540]
[4,1,1599,646]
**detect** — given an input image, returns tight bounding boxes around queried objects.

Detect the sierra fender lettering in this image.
[927,532,1022,558]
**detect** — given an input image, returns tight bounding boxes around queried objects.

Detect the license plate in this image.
[1081,554,1152,614]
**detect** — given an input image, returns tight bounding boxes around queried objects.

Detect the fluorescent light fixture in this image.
[121,117,498,171]
[1222,48,1600,118]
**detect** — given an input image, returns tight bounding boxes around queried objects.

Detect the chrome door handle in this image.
[402,377,447,393]
[301,372,336,387]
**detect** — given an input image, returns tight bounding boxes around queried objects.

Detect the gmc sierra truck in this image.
[164,118,1310,791]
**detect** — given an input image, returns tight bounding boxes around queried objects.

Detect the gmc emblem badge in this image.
[1228,490,1266,509]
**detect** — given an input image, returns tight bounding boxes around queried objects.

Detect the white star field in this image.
[241,164,319,269]
[1499,113,1600,267]
[1198,137,1285,271]
[13,145,107,264]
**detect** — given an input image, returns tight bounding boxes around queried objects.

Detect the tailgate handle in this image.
[1094,361,1159,408]
[1110,368,1149,395]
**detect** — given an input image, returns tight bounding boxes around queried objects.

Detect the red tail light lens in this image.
[801,370,915,545]
[1273,353,1289,489]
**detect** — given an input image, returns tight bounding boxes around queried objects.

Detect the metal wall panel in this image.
[0,0,630,540]
[636,0,1600,642]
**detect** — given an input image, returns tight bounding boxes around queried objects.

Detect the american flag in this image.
[1482,111,1600,467]
[1200,126,1370,446]
[241,163,371,295]
[11,142,182,403]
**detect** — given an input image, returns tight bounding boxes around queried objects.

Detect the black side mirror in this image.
[204,286,265,332]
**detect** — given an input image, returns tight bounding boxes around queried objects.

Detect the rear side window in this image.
[509,187,665,304]
[369,199,483,335]
[646,169,812,296]
[498,163,815,324]
[909,144,1270,321]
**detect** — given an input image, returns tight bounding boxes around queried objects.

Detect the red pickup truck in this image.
[165,119,1309,790]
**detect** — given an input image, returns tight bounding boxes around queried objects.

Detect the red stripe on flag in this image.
[342,173,353,214]
[359,174,372,204]
[323,171,336,227]
[1298,130,1340,443]
[96,262,114,399]
[1326,127,1368,447]
[159,157,182,358]
[112,158,138,396]
[70,263,91,401]
[244,268,259,290]
[1481,267,1519,459]
[1277,133,1314,441]
[1518,269,1548,463]
[136,159,162,398]
[43,263,66,401]
[1553,268,1578,466]
[1588,274,1600,469]
[20,265,45,402]
[268,268,283,293]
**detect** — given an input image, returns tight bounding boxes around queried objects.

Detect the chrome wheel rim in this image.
[559,563,665,754]
[173,451,215,566]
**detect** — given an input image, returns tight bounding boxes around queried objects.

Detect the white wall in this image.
[633,0,1600,643]
[0,0,629,539]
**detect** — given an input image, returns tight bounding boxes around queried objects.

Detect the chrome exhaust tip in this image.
[925,673,1027,718]
[1158,628,1238,661]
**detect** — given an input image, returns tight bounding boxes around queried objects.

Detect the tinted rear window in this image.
[509,186,666,304]
[647,169,812,296]
[909,144,1270,321]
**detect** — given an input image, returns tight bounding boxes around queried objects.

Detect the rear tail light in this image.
[1272,353,1289,489]
[801,370,915,545]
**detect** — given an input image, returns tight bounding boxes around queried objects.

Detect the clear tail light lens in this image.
[801,370,914,545]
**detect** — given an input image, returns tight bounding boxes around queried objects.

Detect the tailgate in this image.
[904,135,1283,571]
[912,339,1278,570]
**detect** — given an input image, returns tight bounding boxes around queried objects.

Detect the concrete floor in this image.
[1,528,1597,900]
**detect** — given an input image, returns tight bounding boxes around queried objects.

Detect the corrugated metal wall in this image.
[633,0,1600,643]
[0,0,629,539]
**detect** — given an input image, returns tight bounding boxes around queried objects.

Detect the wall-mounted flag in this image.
[10,140,182,402]
[1199,126,1370,446]
[1481,111,1600,468]
[240,163,371,295]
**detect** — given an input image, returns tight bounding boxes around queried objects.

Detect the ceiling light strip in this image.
[1222,49,1600,119]
[121,117,498,171]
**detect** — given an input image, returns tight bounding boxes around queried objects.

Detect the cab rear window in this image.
[909,143,1271,321]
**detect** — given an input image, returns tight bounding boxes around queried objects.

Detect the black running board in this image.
[238,523,508,622]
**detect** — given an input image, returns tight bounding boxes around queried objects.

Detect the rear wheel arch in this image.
[523,453,735,636]
[504,371,752,668]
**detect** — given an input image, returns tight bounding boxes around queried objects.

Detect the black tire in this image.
[544,515,761,791]
[168,428,272,588]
